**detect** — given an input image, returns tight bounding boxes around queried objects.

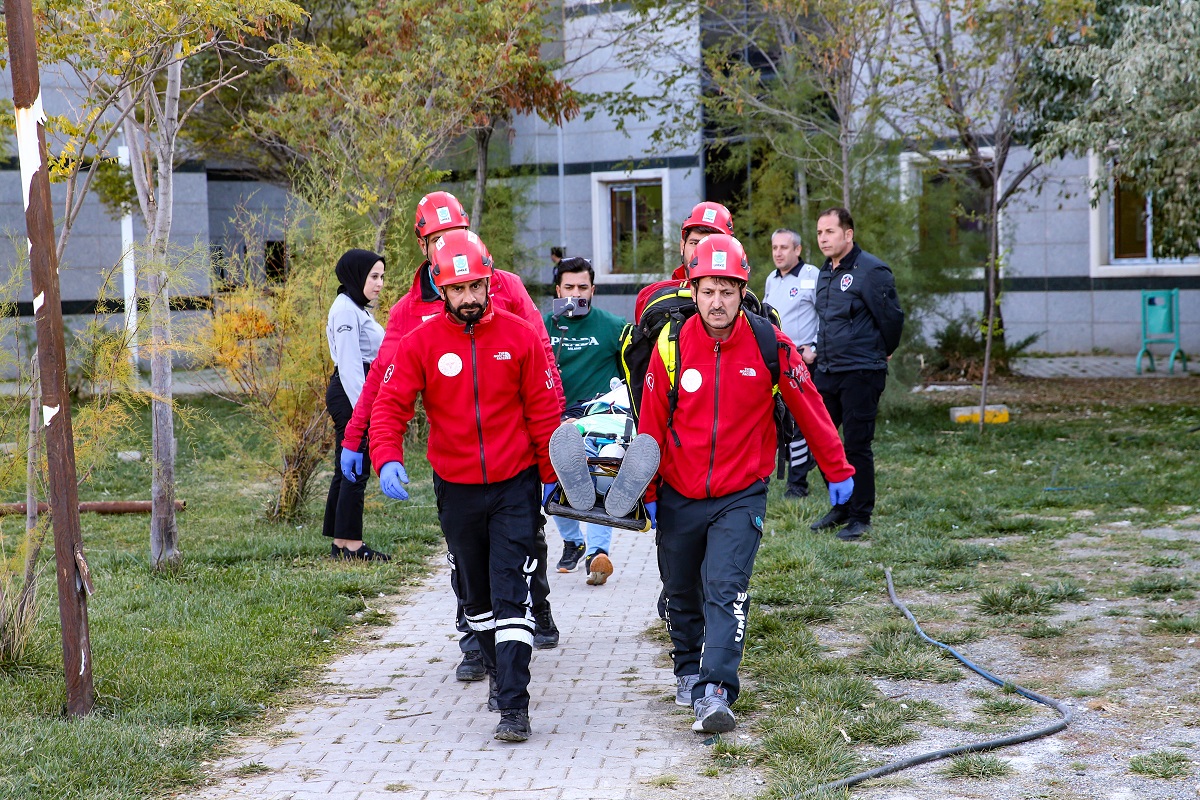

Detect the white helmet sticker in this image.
[453,254,470,275]
[435,236,446,251]
[436,206,452,224]
[680,368,702,393]
[438,353,463,377]
[712,250,727,270]
[702,208,717,223]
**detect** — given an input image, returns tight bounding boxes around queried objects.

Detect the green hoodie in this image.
[542,305,627,406]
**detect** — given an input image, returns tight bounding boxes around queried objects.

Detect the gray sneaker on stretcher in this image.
[603,433,660,518]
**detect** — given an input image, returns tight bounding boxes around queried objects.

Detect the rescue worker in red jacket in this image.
[339,191,562,683]
[633,200,734,322]
[370,230,563,743]
[638,234,855,735]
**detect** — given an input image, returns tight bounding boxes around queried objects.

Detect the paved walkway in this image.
[1011,355,1191,378]
[191,522,717,800]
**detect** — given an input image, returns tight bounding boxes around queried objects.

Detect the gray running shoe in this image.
[691,684,736,733]
[675,674,699,707]
[550,423,595,510]
[604,433,660,518]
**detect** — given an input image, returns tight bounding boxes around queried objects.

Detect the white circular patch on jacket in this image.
[680,368,702,393]
[438,353,463,377]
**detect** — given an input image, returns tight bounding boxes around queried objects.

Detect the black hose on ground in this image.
[795,568,1074,797]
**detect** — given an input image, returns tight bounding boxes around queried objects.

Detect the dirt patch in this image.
[923,376,1199,410]
[795,521,1200,799]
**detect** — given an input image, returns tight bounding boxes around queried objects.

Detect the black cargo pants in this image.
[657,479,767,706]
[435,466,541,711]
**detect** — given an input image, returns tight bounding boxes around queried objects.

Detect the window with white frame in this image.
[609,181,663,273]
[1087,153,1199,275]
[590,167,671,280]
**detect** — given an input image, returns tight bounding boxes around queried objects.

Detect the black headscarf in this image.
[335,248,385,308]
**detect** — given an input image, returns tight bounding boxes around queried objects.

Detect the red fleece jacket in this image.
[639,313,853,500]
[368,307,563,485]
[343,263,562,451]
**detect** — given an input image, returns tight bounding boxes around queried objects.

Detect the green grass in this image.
[0,396,442,800]
[1129,750,1192,779]
[1148,614,1200,635]
[975,695,1034,719]
[737,385,1200,797]
[5,382,1198,799]
[938,753,1013,779]
[1129,575,1194,599]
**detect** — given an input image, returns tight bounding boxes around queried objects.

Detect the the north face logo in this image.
[494,351,512,360]
[740,367,756,377]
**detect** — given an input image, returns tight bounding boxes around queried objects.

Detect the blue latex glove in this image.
[542,482,558,507]
[829,477,854,507]
[380,461,410,501]
[340,447,363,482]
[645,501,657,529]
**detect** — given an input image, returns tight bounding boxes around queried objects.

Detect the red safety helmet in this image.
[680,201,734,238]
[430,230,494,288]
[414,191,470,239]
[688,234,750,283]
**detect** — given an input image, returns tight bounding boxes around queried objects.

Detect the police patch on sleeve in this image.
[383,364,394,383]
[840,274,854,292]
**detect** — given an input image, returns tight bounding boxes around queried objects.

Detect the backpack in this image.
[657,305,799,479]
[617,282,698,420]
[618,283,799,478]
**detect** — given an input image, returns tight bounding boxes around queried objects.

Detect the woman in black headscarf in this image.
[323,248,388,559]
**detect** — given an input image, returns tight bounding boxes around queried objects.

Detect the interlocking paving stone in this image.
[190,521,714,799]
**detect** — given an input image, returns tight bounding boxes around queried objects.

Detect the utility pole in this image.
[5,0,95,715]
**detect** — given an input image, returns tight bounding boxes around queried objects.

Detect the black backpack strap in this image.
[663,312,684,448]
[744,310,782,385]
[743,310,801,478]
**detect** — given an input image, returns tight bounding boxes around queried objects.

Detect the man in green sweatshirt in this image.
[542,257,627,585]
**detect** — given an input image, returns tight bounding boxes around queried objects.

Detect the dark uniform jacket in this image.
[814,245,904,372]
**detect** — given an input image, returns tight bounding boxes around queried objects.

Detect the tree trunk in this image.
[147,46,182,569]
[978,190,1002,432]
[840,127,852,209]
[148,268,179,568]
[26,354,38,534]
[796,166,810,223]
[471,123,494,228]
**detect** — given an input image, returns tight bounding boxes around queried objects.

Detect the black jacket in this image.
[814,245,904,372]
